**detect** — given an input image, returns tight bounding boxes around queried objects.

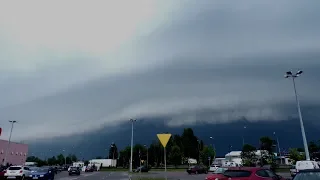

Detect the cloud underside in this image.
[0,1,320,141]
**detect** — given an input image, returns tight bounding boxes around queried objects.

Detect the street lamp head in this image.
[286,71,293,75]
[284,74,290,78]
[209,137,213,139]
[296,70,303,75]
[130,119,137,122]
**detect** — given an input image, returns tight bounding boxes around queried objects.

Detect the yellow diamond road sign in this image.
[157,133,171,147]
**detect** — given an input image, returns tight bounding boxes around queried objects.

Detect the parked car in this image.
[28,167,55,180]
[0,167,6,180]
[206,167,229,180]
[3,166,31,180]
[293,169,320,180]
[290,165,297,177]
[68,167,80,176]
[217,167,286,180]
[209,164,221,172]
[85,166,94,172]
[133,166,149,173]
[295,160,319,173]
[187,165,208,174]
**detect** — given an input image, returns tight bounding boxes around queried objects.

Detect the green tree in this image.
[241,144,257,167]
[289,148,304,164]
[181,128,199,160]
[109,143,118,159]
[309,141,319,159]
[168,145,182,167]
[95,156,102,159]
[56,154,65,165]
[47,156,57,165]
[200,145,215,166]
[259,136,275,168]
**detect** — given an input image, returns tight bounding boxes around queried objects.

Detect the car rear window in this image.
[9,167,22,170]
[223,170,251,177]
[293,172,320,180]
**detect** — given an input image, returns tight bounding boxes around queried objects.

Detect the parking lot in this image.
[53,171,292,180]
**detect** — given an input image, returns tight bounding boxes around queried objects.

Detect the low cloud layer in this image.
[0,0,320,141]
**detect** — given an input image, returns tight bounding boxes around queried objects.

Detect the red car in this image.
[207,167,286,180]
[206,167,229,180]
[0,168,5,180]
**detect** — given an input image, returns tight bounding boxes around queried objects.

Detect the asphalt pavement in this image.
[53,171,292,180]
[55,171,129,180]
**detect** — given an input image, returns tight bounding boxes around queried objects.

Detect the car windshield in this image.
[223,170,251,177]
[37,168,49,172]
[29,167,39,171]
[213,168,227,174]
[8,167,21,170]
[293,171,320,180]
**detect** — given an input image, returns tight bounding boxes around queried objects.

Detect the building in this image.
[224,150,291,165]
[0,139,28,165]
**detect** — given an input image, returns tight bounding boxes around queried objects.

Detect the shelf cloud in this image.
[0,0,320,141]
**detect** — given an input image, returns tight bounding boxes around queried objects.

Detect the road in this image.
[54,171,292,180]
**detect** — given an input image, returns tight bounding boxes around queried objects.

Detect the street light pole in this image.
[129,119,137,172]
[209,137,215,165]
[197,140,201,164]
[273,132,282,164]
[62,150,66,166]
[242,126,246,147]
[3,120,17,166]
[144,145,148,168]
[285,70,310,160]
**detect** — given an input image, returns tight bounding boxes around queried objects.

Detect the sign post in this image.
[157,133,171,180]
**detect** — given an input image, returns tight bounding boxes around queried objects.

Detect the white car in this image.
[209,164,220,172]
[4,165,31,179]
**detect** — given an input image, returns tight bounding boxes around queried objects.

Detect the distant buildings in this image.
[0,139,28,165]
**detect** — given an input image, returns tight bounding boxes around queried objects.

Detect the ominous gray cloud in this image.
[0,0,320,141]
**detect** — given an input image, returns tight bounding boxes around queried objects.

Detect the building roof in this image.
[0,139,28,145]
[225,150,275,157]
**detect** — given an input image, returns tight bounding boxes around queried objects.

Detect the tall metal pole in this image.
[144,145,148,168]
[292,77,310,160]
[273,132,282,164]
[3,120,17,166]
[164,147,167,180]
[242,126,246,147]
[129,119,136,172]
[197,140,200,164]
[285,71,310,160]
[63,150,66,166]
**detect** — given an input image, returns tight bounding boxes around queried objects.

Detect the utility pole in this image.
[3,120,17,166]
[285,70,310,160]
[144,145,148,167]
[129,119,137,172]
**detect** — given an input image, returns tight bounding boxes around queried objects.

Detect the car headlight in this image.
[29,175,32,177]
[40,175,44,177]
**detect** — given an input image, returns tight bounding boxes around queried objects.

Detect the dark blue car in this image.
[28,167,54,180]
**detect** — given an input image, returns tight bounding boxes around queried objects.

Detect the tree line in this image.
[117,128,215,168]
[241,137,320,168]
[26,154,79,166]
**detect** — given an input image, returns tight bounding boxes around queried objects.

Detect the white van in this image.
[209,164,220,172]
[295,160,319,173]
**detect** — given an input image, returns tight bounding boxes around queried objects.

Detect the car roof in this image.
[299,169,320,172]
[227,167,268,172]
[10,166,23,167]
